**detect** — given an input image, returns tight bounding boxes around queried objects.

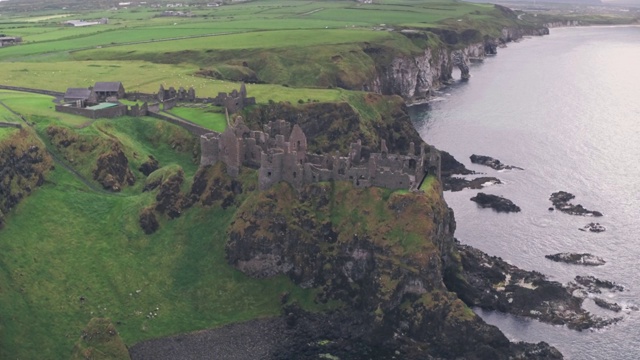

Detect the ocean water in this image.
[410,26,640,359]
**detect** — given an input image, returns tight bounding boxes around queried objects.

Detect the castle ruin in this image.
[201,118,441,191]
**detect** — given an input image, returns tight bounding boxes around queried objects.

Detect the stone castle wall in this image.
[55,104,128,119]
[200,118,441,192]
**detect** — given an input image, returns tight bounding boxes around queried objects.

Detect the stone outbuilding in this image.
[63,88,94,103]
[93,82,125,101]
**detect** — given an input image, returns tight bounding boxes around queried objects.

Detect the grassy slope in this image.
[0,98,323,359]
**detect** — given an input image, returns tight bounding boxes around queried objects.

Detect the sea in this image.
[410,26,640,359]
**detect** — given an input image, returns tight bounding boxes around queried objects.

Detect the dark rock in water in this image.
[573,276,624,294]
[440,150,475,177]
[549,191,603,217]
[594,298,622,312]
[446,241,618,331]
[470,192,521,213]
[579,222,606,233]
[470,154,524,171]
[444,176,502,192]
[548,207,555,211]
[138,155,159,176]
[545,253,606,266]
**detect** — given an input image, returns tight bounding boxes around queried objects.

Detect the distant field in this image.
[76,28,393,55]
[0,90,89,127]
[0,61,347,104]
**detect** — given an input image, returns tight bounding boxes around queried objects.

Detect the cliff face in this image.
[371,25,549,100]
[0,129,52,229]
[225,180,561,359]
[368,47,452,99]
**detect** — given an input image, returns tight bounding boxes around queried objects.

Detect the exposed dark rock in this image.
[549,191,603,217]
[93,144,136,192]
[440,150,473,177]
[0,131,52,229]
[139,207,159,235]
[579,222,606,233]
[470,192,521,213]
[189,164,244,209]
[224,181,562,357]
[138,155,159,176]
[128,306,562,360]
[545,253,606,266]
[594,298,622,313]
[470,154,523,171]
[572,276,624,294]
[154,170,186,219]
[445,241,617,330]
[445,176,501,192]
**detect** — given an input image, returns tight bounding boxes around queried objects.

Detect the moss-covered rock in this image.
[224,180,560,358]
[0,129,52,229]
[93,143,136,192]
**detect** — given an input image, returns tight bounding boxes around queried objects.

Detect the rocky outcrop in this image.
[594,298,622,313]
[579,222,606,232]
[446,242,617,330]
[225,181,561,358]
[445,176,501,192]
[470,192,521,213]
[139,207,159,235]
[550,191,603,217]
[572,275,624,294]
[93,144,136,192]
[138,155,159,176]
[545,253,606,266]
[470,154,524,171]
[0,129,52,229]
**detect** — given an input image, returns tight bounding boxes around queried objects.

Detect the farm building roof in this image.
[87,102,119,110]
[93,82,123,92]
[64,88,92,99]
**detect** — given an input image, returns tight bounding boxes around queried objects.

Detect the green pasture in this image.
[74,28,393,56]
[0,90,90,127]
[0,62,347,104]
[167,106,228,132]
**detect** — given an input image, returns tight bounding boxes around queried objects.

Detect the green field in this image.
[0,0,551,358]
[167,106,228,132]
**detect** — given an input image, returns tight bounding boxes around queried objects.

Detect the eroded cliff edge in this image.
[217,175,558,358]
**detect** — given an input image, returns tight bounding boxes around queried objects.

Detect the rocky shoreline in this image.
[447,242,620,331]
